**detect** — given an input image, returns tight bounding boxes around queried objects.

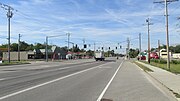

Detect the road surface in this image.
[0,58,176,101]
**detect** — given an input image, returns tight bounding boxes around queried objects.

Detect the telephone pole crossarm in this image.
[153,0,178,3]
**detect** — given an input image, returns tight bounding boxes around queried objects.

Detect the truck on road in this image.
[94,51,105,61]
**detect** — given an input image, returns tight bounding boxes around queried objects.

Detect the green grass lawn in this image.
[150,62,180,74]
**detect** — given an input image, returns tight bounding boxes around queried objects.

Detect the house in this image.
[31,46,67,60]
[2,46,67,61]
[159,49,172,59]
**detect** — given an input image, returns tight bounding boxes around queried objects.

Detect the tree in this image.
[0,44,8,48]
[33,43,46,49]
[11,43,18,51]
[174,45,180,53]
[129,48,139,58]
[151,48,156,52]
[86,50,94,56]
[72,45,80,52]
[160,44,166,49]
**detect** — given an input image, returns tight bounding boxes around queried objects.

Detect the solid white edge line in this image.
[0,63,109,100]
[96,61,124,101]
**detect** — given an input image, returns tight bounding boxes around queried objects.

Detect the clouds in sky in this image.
[0,0,180,51]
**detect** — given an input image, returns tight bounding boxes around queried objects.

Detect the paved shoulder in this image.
[102,61,176,101]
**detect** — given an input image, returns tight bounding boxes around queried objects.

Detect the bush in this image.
[171,60,180,64]
[151,59,180,64]
[159,59,167,64]
[151,59,159,63]
[151,59,167,64]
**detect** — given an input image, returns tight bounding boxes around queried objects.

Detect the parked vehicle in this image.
[94,51,105,61]
[137,55,146,60]
[137,52,147,60]
[150,52,159,59]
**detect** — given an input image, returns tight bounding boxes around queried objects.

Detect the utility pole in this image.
[18,34,22,61]
[94,42,96,52]
[67,33,70,52]
[127,37,130,60]
[139,33,141,53]
[7,7,13,63]
[146,18,153,64]
[1,3,14,63]
[158,40,161,59]
[154,0,178,70]
[46,36,48,62]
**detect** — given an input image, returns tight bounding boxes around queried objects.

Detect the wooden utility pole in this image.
[146,18,153,64]
[154,0,179,70]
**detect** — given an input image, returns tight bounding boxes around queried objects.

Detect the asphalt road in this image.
[0,58,176,101]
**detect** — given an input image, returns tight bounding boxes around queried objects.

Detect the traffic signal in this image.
[109,47,110,50]
[116,47,117,49]
[84,44,87,48]
[120,45,122,49]
[102,47,103,50]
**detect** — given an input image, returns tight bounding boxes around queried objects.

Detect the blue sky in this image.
[0,0,180,53]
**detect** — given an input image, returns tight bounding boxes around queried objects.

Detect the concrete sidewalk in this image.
[137,61,180,100]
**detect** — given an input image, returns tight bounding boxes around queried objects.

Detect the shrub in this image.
[171,60,180,64]
[152,59,159,63]
[159,59,167,64]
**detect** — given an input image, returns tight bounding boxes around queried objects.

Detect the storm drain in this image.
[101,98,113,101]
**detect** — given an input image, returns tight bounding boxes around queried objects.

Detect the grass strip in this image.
[0,61,30,66]
[140,60,180,74]
[134,62,153,72]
